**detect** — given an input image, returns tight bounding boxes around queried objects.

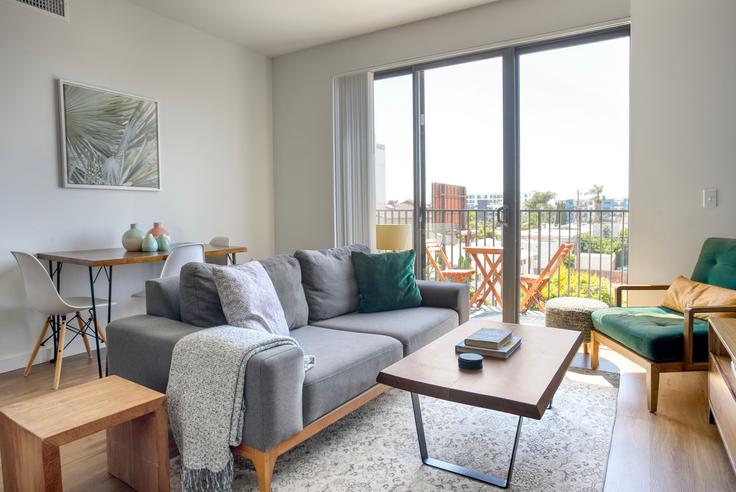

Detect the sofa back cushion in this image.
[295,244,370,321]
[259,255,309,329]
[180,263,228,327]
[179,258,309,329]
[145,276,181,320]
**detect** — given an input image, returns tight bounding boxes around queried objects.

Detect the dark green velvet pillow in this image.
[351,250,422,313]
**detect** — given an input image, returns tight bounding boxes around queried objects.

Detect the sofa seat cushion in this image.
[312,307,458,356]
[591,306,709,363]
[290,325,402,424]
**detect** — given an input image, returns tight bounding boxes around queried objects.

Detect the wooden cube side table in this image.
[0,375,169,492]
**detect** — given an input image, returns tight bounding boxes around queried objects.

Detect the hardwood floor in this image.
[0,348,734,491]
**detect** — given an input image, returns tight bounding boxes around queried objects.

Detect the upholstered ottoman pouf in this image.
[545,297,608,354]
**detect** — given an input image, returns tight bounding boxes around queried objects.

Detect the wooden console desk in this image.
[708,317,736,473]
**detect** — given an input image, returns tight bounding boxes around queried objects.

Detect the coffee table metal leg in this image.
[411,393,523,489]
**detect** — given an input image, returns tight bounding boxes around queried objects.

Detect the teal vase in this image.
[121,224,145,252]
[141,233,158,252]
[157,235,171,251]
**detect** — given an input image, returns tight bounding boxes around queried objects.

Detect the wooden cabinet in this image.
[708,318,736,473]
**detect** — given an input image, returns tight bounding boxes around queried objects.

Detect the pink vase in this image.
[147,222,169,238]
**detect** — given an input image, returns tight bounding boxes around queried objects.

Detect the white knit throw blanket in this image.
[168,326,311,491]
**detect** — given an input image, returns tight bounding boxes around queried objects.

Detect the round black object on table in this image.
[458,353,483,370]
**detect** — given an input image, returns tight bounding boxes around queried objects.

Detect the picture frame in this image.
[58,79,161,191]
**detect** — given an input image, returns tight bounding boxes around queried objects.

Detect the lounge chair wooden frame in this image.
[591,283,736,412]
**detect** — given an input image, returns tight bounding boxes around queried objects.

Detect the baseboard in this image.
[0,339,90,374]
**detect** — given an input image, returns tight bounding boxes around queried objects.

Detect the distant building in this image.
[468,191,535,210]
[601,198,629,210]
[468,192,503,209]
[431,182,466,228]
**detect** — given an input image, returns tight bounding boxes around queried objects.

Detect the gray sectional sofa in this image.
[107,248,468,490]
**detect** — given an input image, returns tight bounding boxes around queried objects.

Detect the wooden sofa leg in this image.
[646,366,660,413]
[248,448,276,492]
[590,332,600,370]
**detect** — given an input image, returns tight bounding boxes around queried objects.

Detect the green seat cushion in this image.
[591,306,709,363]
[351,250,422,313]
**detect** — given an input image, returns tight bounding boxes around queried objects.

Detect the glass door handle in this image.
[496,205,509,227]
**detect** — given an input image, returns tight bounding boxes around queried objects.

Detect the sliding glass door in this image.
[373,26,629,324]
[516,34,630,320]
[422,56,509,315]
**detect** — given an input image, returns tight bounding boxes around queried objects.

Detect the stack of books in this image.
[455,327,522,359]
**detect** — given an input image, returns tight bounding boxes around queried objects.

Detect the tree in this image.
[524,191,557,210]
[587,184,605,210]
[523,191,557,228]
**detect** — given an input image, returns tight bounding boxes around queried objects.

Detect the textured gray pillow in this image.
[179,263,227,327]
[211,262,290,336]
[259,255,309,329]
[294,244,370,321]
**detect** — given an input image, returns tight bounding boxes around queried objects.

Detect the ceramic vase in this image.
[156,234,171,251]
[147,222,170,238]
[142,233,159,252]
[121,224,145,252]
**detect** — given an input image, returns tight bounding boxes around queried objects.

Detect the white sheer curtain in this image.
[333,72,375,248]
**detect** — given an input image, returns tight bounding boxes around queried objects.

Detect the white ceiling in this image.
[128,0,500,57]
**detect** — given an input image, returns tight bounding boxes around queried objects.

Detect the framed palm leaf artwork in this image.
[59,80,161,191]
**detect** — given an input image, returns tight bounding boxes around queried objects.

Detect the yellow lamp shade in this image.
[376,224,412,251]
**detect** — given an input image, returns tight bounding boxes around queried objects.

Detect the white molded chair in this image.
[11,251,110,389]
[132,243,206,297]
[206,236,230,265]
[160,243,205,278]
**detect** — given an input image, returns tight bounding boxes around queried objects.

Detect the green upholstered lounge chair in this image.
[590,237,736,413]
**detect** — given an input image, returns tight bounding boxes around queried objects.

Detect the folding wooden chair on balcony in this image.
[425,239,474,284]
[519,243,575,313]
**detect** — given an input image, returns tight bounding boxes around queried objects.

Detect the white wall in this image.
[272,0,630,254]
[0,0,274,372]
[629,0,736,287]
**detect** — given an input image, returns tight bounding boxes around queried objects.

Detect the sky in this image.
[373,36,630,204]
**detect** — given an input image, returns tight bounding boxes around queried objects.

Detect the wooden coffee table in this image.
[377,319,582,488]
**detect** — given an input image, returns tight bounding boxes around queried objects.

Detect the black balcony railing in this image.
[376,208,630,309]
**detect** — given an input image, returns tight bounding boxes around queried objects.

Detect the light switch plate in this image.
[703,188,717,209]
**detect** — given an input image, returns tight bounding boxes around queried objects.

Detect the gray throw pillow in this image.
[294,244,370,321]
[211,262,289,336]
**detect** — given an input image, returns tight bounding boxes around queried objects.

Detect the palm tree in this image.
[588,185,605,209]
[588,184,605,222]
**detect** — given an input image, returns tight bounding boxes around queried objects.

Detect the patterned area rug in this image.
[170,368,619,491]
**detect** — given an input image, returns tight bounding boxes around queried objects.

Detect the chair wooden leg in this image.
[95,319,107,344]
[646,366,660,413]
[250,448,276,492]
[76,312,92,359]
[24,317,51,376]
[590,332,600,370]
[53,319,67,390]
[583,341,589,355]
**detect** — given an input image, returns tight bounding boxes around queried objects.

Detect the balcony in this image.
[376,208,630,322]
